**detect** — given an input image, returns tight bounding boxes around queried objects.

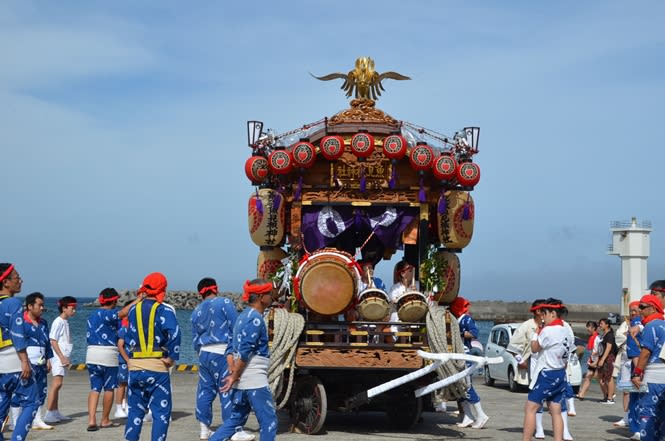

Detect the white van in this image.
[483,323,582,393]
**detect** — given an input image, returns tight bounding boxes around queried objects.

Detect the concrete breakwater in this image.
[87,289,245,310]
[471,300,620,323]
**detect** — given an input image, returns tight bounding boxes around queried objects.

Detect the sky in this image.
[2,1,664,305]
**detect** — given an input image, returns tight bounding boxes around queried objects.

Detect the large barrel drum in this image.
[429,251,461,305]
[294,249,360,316]
[248,189,286,247]
[257,247,287,280]
[437,191,474,249]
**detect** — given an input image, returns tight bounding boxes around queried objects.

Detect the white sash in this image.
[0,346,22,373]
[235,355,269,390]
[200,343,227,355]
[86,345,120,367]
[26,346,46,365]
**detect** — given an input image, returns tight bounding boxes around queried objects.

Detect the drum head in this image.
[358,289,389,321]
[300,257,355,316]
[397,292,427,322]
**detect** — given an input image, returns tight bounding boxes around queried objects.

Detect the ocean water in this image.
[42,297,198,365]
[41,297,494,365]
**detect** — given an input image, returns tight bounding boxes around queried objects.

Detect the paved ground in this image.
[11,371,631,441]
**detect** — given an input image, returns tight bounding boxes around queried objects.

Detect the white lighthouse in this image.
[607,217,652,315]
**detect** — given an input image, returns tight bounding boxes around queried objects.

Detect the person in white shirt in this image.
[522,298,573,441]
[44,295,77,424]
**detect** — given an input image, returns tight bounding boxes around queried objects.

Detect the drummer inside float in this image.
[357,258,386,292]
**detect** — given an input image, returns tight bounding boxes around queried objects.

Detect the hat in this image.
[450,296,470,318]
[629,300,640,310]
[639,294,664,315]
[139,272,168,298]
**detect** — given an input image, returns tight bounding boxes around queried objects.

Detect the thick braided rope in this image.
[426,305,467,400]
[267,307,305,409]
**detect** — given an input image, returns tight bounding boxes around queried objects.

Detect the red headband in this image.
[399,264,414,274]
[651,287,665,293]
[242,280,272,302]
[99,294,119,305]
[530,303,565,312]
[0,265,15,283]
[199,285,218,296]
[58,301,77,308]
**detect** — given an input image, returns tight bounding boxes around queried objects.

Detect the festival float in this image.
[243,57,492,434]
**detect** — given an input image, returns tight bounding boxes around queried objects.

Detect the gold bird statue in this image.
[312,57,410,101]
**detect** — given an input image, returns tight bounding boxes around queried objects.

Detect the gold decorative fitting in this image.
[328,98,400,126]
[312,57,410,101]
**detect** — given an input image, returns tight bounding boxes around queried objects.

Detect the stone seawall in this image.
[89,290,245,311]
[470,300,620,323]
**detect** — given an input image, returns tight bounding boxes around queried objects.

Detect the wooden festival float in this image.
[243,57,483,434]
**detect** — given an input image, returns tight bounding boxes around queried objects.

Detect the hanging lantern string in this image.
[402,121,477,154]
[273,118,328,144]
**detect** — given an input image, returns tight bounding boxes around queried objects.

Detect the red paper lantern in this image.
[382,134,407,160]
[291,141,316,169]
[351,132,375,158]
[268,149,293,175]
[456,162,481,187]
[244,156,269,184]
[432,154,457,182]
[319,135,345,161]
[409,142,434,172]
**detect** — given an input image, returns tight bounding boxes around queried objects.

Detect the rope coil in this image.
[425,305,467,401]
[267,307,305,409]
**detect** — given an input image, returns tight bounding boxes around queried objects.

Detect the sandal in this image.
[87,425,99,432]
[100,422,121,428]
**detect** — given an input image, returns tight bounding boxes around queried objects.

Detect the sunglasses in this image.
[639,304,652,310]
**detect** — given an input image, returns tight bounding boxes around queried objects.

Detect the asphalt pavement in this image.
[13,370,630,441]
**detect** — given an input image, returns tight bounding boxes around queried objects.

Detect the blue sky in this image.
[2,1,664,305]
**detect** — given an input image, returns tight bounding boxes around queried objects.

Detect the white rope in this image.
[415,351,503,397]
[267,307,305,409]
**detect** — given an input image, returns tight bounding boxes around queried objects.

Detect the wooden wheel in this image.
[386,388,423,430]
[290,375,327,434]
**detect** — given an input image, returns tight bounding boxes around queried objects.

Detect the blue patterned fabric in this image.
[86,308,120,346]
[626,317,643,359]
[196,351,232,425]
[458,314,479,351]
[0,297,27,351]
[640,319,665,364]
[231,308,269,362]
[191,297,237,353]
[528,368,566,404]
[636,382,665,441]
[87,363,118,391]
[209,387,277,441]
[124,370,171,441]
[0,372,38,441]
[123,300,180,361]
[0,296,39,441]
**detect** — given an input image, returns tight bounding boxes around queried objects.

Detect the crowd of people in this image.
[1,260,664,441]
[0,262,274,441]
[504,283,665,441]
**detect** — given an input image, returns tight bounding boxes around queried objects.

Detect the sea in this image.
[42,297,495,365]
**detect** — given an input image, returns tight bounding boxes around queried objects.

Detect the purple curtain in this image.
[301,206,417,252]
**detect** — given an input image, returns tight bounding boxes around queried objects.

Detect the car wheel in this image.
[508,367,519,392]
[484,366,495,386]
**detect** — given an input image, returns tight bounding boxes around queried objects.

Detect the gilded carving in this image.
[329,98,400,126]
